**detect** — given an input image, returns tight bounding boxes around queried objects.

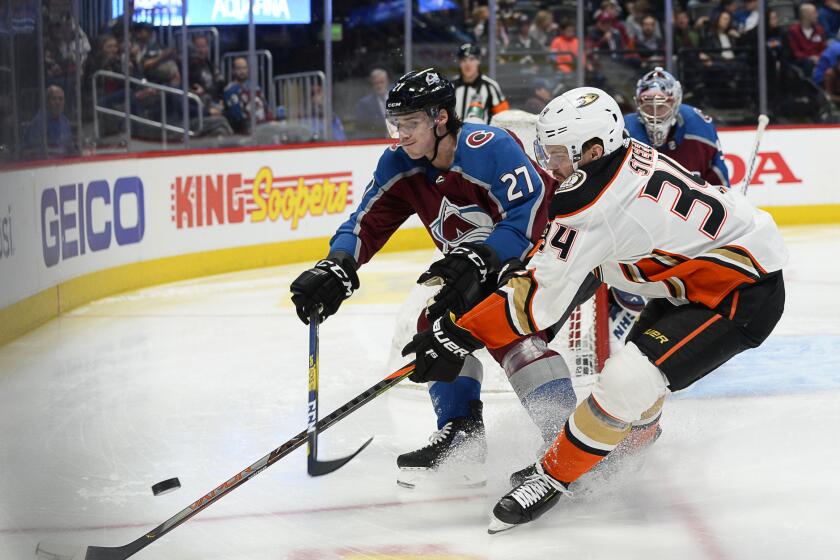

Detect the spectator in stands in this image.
[311,82,346,141]
[813,34,840,85]
[223,56,271,134]
[523,78,553,114]
[700,10,740,63]
[820,0,840,38]
[625,0,661,45]
[507,13,543,66]
[153,61,233,138]
[470,6,490,42]
[22,85,76,158]
[734,0,760,33]
[588,12,632,57]
[637,14,665,64]
[551,19,580,74]
[529,10,557,48]
[354,68,390,139]
[740,10,786,104]
[718,0,738,17]
[188,35,224,113]
[131,22,176,77]
[822,54,840,104]
[674,10,700,49]
[44,16,90,102]
[788,3,828,78]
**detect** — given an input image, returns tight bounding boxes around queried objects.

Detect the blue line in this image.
[671,335,840,399]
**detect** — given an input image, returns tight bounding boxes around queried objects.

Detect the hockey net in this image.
[386,267,610,393]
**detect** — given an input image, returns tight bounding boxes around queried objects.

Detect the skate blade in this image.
[487,514,517,534]
[397,467,487,490]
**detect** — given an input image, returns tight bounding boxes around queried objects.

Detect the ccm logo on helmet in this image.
[466,130,494,148]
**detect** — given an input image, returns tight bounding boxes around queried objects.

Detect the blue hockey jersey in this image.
[330,122,553,266]
[625,104,730,187]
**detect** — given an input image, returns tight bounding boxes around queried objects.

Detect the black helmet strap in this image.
[427,107,453,165]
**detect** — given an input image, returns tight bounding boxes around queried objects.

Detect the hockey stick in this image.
[307,309,372,476]
[36,361,416,560]
[739,114,769,195]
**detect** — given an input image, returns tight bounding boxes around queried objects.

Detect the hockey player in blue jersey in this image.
[290,69,598,487]
[625,67,730,187]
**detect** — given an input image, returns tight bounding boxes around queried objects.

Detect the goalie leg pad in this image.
[591,341,668,424]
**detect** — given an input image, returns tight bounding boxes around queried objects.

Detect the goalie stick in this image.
[307,309,372,476]
[36,361,416,560]
[739,114,770,195]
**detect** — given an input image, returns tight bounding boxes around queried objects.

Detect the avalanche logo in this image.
[429,197,493,252]
[466,130,494,148]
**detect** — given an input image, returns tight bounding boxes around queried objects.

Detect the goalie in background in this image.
[625,67,729,187]
[402,86,787,532]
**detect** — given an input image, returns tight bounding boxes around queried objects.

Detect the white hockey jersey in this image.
[459,139,789,349]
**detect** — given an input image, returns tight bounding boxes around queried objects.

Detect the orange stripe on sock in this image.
[655,314,722,366]
[542,427,605,484]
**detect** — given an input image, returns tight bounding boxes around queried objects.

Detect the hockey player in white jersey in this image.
[400,87,788,532]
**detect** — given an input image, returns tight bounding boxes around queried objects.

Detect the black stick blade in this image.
[307,436,373,477]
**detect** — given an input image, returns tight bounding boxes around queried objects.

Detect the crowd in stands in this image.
[12,0,840,161]
[20,14,335,159]
[462,0,840,118]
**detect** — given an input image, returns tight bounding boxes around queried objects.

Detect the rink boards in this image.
[1,125,839,345]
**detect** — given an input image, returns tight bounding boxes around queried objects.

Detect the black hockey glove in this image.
[418,243,501,320]
[290,253,359,325]
[401,313,484,383]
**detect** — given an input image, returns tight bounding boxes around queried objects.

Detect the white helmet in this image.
[534,87,625,172]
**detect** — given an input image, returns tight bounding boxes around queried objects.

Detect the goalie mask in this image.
[635,67,683,148]
[534,87,625,173]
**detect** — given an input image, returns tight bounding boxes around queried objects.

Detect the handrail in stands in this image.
[273,70,326,139]
[91,70,204,146]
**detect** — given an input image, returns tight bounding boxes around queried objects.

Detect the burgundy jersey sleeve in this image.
[329,149,420,266]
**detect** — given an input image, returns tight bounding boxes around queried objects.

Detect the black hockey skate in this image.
[397,400,487,489]
[509,423,663,487]
[488,462,570,534]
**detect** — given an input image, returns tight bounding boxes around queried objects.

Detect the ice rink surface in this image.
[2,225,839,560]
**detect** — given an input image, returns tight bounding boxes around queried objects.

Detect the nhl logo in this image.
[426,72,440,85]
[555,170,587,193]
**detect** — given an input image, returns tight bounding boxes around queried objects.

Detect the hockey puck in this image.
[151,478,181,496]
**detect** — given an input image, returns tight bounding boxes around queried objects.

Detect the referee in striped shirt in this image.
[452,43,510,124]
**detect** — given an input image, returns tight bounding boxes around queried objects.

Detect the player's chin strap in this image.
[429,121,449,165]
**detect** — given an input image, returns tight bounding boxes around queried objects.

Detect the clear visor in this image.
[385,109,437,137]
[533,140,573,171]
